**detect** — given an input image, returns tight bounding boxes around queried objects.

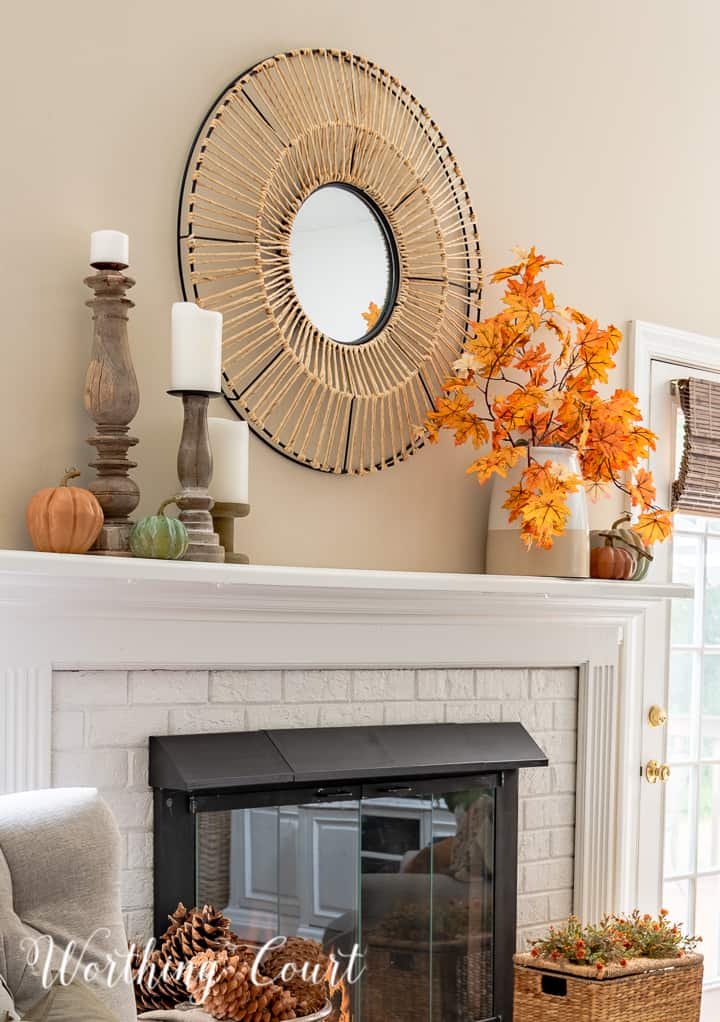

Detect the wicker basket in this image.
[513,951,704,1022]
[365,935,492,1022]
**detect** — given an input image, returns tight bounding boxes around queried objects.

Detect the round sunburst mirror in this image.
[178,49,481,474]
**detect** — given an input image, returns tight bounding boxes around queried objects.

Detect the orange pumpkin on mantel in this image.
[26,468,104,554]
[590,533,637,580]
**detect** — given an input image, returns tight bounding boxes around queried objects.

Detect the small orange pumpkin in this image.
[26,468,104,554]
[590,533,637,580]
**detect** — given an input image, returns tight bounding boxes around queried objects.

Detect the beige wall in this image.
[2,0,718,571]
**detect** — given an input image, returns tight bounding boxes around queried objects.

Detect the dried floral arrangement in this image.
[528,910,701,971]
[131,903,328,1020]
[424,248,673,551]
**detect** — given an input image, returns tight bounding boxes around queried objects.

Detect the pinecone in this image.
[186,949,297,1021]
[162,904,232,963]
[130,942,187,1013]
[264,937,328,1016]
[131,903,234,1014]
[166,901,191,938]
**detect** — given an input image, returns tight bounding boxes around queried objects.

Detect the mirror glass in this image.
[289,184,396,344]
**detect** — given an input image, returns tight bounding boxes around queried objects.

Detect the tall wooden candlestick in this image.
[170,390,224,562]
[84,267,140,555]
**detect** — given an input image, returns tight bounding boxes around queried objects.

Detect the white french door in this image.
[632,322,720,995]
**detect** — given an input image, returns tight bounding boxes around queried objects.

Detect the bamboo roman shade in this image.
[673,377,720,516]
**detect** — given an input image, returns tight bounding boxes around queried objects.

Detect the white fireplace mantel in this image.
[0,549,690,921]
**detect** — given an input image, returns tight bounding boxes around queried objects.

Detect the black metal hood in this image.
[150,722,547,794]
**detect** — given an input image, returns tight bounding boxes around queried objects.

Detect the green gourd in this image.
[129,498,189,560]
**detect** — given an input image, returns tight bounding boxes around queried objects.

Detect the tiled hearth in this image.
[51,666,577,945]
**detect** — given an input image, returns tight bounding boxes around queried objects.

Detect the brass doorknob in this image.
[646,760,671,784]
[648,705,668,728]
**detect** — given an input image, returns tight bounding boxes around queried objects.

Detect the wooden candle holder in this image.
[84,265,140,555]
[211,502,250,564]
[170,390,224,563]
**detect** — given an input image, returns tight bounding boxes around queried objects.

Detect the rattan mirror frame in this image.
[178,49,481,474]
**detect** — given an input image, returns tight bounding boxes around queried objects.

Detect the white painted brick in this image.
[127,831,153,870]
[52,711,84,750]
[284,670,350,702]
[352,670,415,701]
[519,769,552,797]
[129,670,208,704]
[54,670,128,707]
[518,829,551,863]
[501,700,554,731]
[517,893,550,926]
[524,796,575,830]
[445,702,501,723]
[118,830,128,869]
[475,669,529,701]
[53,749,127,789]
[210,671,282,703]
[529,668,577,700]
[319,703,384,726]
[88,708,169,747]
[383,701,443,724]
[534,731,577,764]
[129,748,149,789]
[554,700,578,730]
[100,790,152,830]
[548,890,573,919]
[49,664,577,935]
[170,705,245,734]
[550,764,577,794]
[417,670,474,700]
[126,910,154,945]
[517,923,553,947]
[246,704,320,730]
[121,868,153,910]
[551,827,575,858]
[522,858,574,893]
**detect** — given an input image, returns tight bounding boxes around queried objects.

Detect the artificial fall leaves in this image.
[425,247,673,550]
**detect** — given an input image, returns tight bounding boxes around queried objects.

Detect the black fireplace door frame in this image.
[154,769,518,1022]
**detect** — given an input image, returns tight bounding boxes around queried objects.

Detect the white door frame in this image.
[630,321,720,913]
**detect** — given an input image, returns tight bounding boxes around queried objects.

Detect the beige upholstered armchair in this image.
[0,788,211,1022]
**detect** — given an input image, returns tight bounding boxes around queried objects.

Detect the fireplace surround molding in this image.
[0,550,689,923]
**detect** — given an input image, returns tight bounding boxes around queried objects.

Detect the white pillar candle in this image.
[208,418,249,503]
[90,230,129,267]
[170,302,223,392]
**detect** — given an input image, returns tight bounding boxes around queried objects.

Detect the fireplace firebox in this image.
[150,722,546,1022]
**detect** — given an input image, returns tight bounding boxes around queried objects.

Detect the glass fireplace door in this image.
[359,784,494,1022]
[194,779,497,1022]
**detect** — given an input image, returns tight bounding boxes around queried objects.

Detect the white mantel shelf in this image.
[0,548,689,922]
[0,548,688,617]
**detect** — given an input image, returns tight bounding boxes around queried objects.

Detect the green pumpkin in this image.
[129,498,189,560]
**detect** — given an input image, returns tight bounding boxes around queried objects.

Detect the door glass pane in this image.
[671,534,702,645]
[696,874,720,984]
[667,652,696,762]
[698,766,720,873]
[705,538,720,645]
[664,766,695,877]
[662,877,690,928]
[675,515,706,533]
[702,655,720,760]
